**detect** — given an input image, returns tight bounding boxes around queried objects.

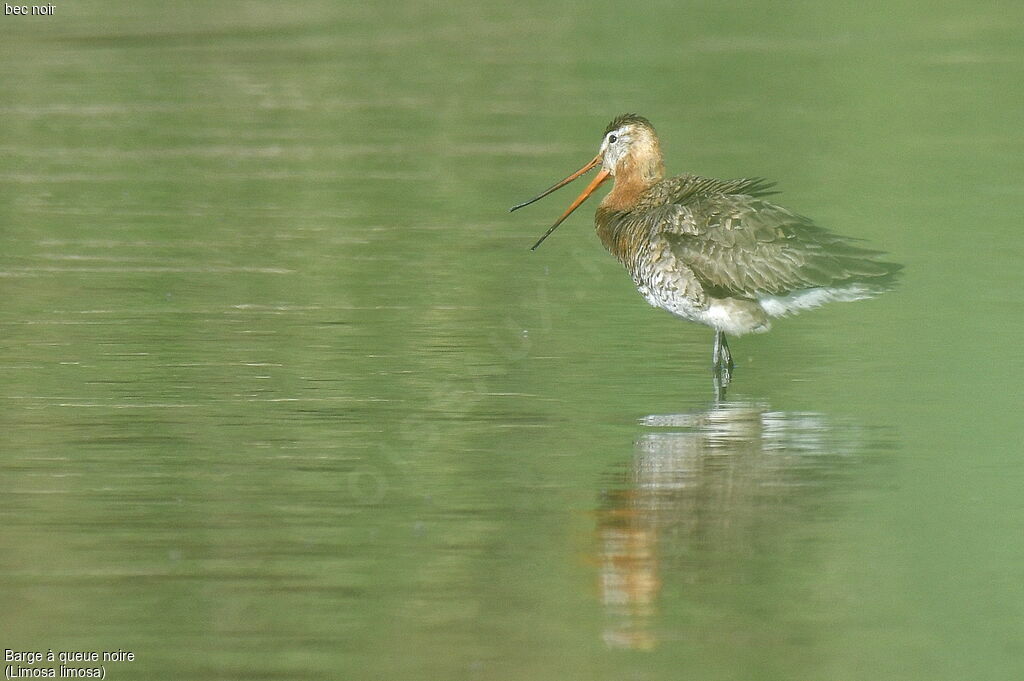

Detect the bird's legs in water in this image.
[712,330,734,371]
[712,330,733,401]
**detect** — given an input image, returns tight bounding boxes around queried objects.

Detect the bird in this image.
[510,114,901,388]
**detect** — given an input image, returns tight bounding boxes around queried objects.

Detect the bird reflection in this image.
[596,400,877,650]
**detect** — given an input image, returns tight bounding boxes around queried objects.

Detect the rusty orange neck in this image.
[600,145,664,212]
[598,176,654,257]
[595,206,646,265]
[594,148,663,263]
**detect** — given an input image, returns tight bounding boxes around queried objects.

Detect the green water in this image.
[2,1,1022,679]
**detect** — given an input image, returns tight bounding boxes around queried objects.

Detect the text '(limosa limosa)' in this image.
[510,114,901,387]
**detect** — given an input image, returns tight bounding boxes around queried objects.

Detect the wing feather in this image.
[639,181,902,297]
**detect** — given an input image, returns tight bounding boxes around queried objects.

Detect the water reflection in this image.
[596,401,877,650]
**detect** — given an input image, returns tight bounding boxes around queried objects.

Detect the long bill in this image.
[508,154,611,251]
[529,166,610,250]
[509,154,602,213]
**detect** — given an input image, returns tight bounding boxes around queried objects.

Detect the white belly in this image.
[636,280,770,336]
[636,278,879,336]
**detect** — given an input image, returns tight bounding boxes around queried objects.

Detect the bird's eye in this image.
[608,134,618,144]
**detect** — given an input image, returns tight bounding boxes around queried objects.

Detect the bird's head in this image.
[510,114,664,249]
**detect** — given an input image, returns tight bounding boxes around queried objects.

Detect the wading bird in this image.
[510,114,900,389]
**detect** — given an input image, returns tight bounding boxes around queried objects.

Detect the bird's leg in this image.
[712,331,733,401]
[712,330,733,370]
[712,368,729,402]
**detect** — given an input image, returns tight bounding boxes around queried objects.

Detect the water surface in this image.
[2,1,1023,679]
